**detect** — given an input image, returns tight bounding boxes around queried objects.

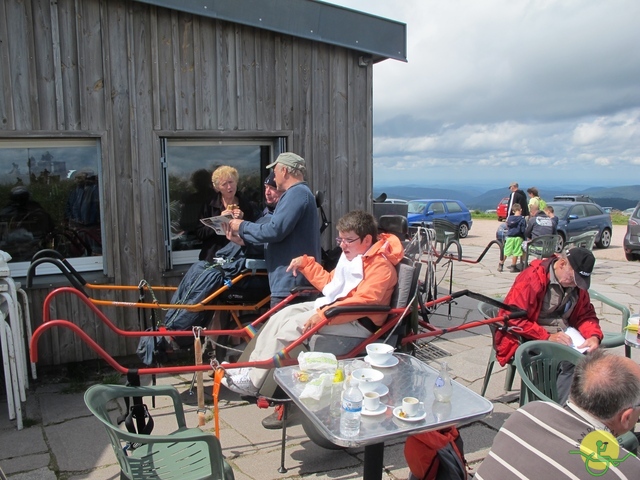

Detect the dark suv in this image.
[623,201,640,261]
[553,194,595,203]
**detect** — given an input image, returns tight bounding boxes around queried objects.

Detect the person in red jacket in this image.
[495,247,602,403]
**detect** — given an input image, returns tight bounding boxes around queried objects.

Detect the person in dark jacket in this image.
[196,165,258,262]
[525,203,554,240]
[228,153,321,307]
[507,182,529,217]
[498,203,526,273]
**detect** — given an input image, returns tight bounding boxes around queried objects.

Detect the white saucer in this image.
[359,383,389,397]
[361,404,387,416]
[364,355,399,368]
[393,406,426,422]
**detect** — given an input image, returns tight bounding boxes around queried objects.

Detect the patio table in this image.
[274,353,493,480]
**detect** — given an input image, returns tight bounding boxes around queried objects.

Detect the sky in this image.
[328,0,640,189]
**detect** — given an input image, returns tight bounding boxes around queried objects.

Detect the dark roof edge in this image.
[133,0,407,63]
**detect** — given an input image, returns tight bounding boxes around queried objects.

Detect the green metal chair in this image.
[514,341,638,452]
[589,289,631,358]
[84,384,234,480]
[478,301,521,397]
[523,234,560,265]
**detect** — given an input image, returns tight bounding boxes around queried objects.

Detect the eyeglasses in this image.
[335,237,361,245]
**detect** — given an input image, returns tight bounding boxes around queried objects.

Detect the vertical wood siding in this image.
[0,0,374,364]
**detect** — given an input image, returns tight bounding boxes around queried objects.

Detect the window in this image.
[161,139,277,267]
[446,201,462,213]
[430,202,445,214]
[585,204,603,217]
[0,138,102,277]
[569,205,586,218]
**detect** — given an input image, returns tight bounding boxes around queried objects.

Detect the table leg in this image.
[363,442,384,480]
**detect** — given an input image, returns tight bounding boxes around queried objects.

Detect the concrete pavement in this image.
[1,244,638,479]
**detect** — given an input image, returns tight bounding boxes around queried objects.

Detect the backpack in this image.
[539,198,547,210]
[404,427,467,480]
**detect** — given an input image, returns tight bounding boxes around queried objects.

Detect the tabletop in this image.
[274,353,493,448]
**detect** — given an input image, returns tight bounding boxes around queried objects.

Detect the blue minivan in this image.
[407,199,473,238]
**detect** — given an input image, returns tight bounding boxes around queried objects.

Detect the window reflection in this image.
[0,140,102,264]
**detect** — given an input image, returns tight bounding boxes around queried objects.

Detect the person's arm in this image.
[571,290,603,351]
[500,269,552,340]
[288,254,333,290]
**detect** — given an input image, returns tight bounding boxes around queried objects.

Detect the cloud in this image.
[330,1,640,187]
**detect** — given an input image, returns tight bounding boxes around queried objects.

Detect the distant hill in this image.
[374,185,640,211]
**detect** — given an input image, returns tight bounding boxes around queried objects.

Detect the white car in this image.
[384,198,408,204]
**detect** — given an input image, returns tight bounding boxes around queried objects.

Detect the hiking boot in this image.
[497,263,504,272]
[261,404,297,430]
[509,265,520,273]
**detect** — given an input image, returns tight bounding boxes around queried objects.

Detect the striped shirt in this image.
[474,401,640,479]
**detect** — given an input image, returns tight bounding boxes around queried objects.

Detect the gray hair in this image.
[570,349,640,420]
[283,164,306,178]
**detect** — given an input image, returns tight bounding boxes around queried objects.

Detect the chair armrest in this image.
[323,305,391,318]
[589,289,631,334]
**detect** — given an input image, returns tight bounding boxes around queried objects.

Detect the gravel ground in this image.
[464,218,628,262]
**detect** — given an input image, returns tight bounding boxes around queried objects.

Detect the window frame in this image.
[157,132,290,270]
[0,133,106,278]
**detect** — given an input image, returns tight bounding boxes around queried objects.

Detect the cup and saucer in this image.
[393,396,427,422]
[364,354,399,368]
[361,391,388,416]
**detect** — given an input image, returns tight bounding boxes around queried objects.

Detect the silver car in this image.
[623,201,640,261]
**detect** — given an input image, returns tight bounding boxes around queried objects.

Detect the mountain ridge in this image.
[373,185,640,211]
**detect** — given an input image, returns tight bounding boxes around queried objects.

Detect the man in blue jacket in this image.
[228,152,321,307]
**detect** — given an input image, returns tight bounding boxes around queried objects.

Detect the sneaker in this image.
[221,370,259,396]
[261,404,298,430]
[497,263,504,272]
[509,265,519,273]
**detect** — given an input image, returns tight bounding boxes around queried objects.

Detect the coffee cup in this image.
[363,391,380,411]
[402,396,420,417]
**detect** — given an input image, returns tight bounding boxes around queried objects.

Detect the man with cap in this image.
[494,247,603,404]
[507,182,529,217]
[228,152,321,307]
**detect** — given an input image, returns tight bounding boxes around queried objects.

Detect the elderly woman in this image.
[196,165,257,261]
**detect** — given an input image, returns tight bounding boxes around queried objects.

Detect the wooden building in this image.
[0,0,406,364]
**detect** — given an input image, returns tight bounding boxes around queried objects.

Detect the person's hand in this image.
[303,313,324,334]
[228,219,243,234]
[230,208,244,220]
[286,256,304,277]
[548,331,573,346]
[577,336,600,353]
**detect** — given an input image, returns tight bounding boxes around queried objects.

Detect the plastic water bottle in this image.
[340,377,363,437]
[433,361,453,402]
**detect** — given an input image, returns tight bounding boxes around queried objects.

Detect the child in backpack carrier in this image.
[498,203,526,273]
